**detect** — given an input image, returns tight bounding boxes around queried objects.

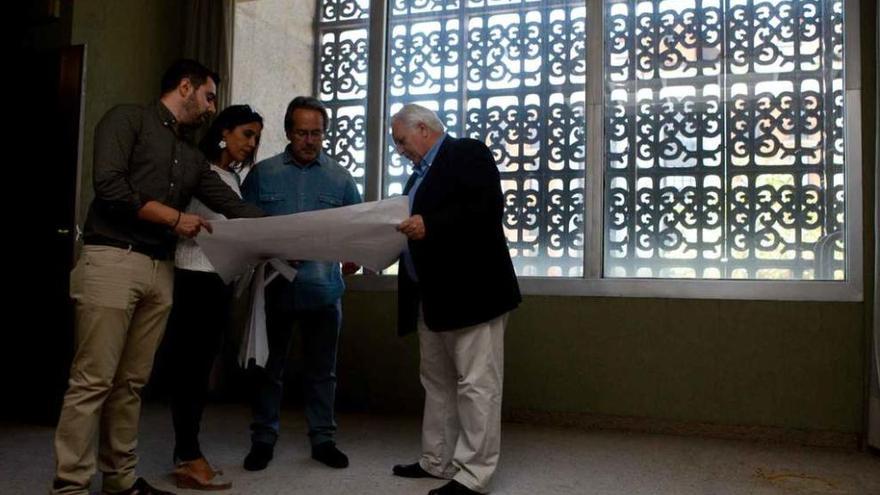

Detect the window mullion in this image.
[585,0,604,279]
[364,0,390,202]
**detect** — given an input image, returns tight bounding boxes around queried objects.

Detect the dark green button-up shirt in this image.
[83,100,263,255]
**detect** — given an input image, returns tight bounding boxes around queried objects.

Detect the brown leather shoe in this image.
[172,457,232,491]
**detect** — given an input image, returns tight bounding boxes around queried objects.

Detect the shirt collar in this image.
[284,144,322,168]
[154,100,195,140]
[415,133,446,176]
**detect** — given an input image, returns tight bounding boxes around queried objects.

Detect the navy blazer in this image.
[397,136,521,335]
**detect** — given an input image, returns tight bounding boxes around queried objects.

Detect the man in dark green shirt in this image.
[51,59,262,495]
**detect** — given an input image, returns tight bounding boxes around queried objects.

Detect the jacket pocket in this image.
[318,193,343,208]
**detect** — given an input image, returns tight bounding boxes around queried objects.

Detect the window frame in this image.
[314,0,864,301]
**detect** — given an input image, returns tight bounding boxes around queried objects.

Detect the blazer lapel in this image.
[403,135,452,197]
[403,173,418,195]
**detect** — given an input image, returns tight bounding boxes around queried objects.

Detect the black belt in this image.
[84,237,172,260]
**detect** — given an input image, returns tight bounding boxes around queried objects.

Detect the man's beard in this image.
[182,95,210,125]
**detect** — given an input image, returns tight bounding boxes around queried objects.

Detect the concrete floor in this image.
[2,403,878,495]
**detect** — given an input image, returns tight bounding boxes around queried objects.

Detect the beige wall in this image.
[232,0,314,161]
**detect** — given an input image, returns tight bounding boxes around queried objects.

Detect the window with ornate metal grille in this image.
[308,0,859,291]
[319,0,587,277]
[604,0,846,280]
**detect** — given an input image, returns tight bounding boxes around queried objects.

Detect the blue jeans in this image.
[249,286,342,447]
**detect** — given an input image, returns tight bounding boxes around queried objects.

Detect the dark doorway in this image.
[4,45,85,425]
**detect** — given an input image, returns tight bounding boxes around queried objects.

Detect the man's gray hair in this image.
[391,104,445,133]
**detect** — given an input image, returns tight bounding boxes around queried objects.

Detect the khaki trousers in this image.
[51,246,173,494]
[417,311,507,494]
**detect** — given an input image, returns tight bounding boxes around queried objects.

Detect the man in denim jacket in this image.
[240,96,361,471]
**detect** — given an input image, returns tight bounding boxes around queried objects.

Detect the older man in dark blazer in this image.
[391,104,521,495]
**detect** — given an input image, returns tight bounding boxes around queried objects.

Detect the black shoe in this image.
[243,442,274,471]
[428,480,481,495]
[111,477,176,495]
[311,441,349,468]
[392,462,443,479]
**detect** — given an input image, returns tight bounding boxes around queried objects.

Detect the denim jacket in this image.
[241,148,361,309]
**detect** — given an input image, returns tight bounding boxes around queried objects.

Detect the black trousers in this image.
[165,268,233,461]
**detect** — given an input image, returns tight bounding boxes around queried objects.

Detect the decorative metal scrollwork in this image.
[605,0,845,280]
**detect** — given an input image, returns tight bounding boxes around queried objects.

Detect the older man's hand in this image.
[397,214,426,240]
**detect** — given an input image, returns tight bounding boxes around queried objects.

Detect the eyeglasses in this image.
[291,129,324,140]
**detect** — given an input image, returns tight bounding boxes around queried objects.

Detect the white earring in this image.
[219,140,227,149]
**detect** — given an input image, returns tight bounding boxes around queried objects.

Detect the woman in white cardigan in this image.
[165,105,263,490]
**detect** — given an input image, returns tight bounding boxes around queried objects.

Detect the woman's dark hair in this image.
[199,105,264,168]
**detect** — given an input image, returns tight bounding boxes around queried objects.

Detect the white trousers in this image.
[417,311,507,493]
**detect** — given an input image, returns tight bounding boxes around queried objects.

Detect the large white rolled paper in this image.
[195,195,410,368]
[196,195,410,283]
